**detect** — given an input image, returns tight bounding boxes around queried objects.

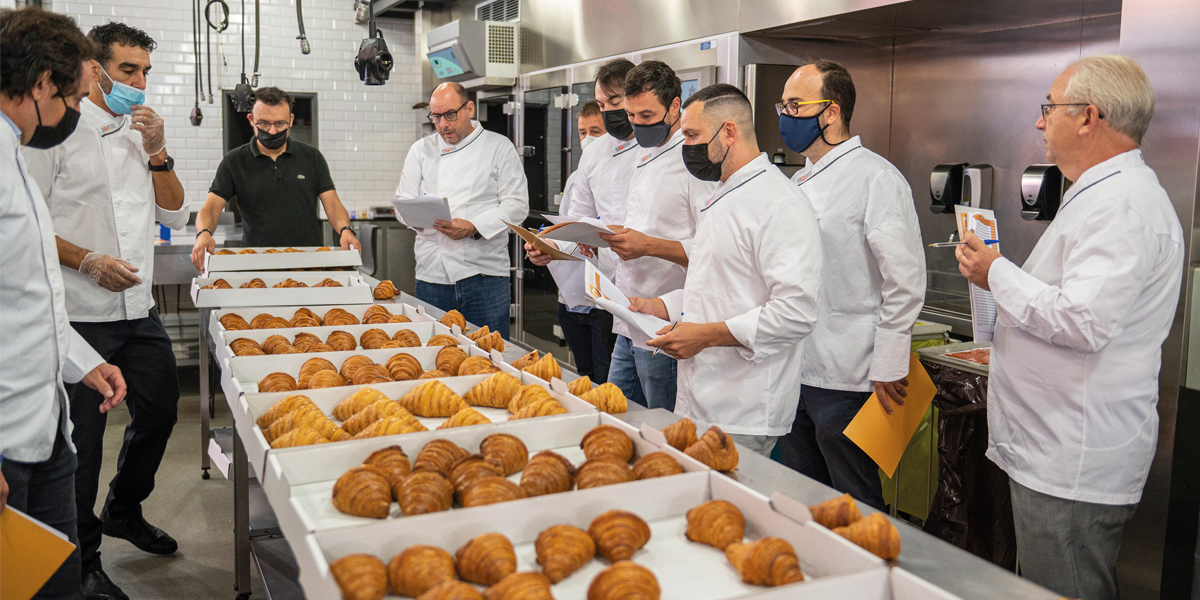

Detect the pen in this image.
[928,240,998,247]
[651,312,683,356]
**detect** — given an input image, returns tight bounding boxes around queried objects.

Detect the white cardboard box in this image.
[215,321,453,362]
[191,274,373,308]
[207,303,433,344]
[292,470,885,600]
[203,247,362,275]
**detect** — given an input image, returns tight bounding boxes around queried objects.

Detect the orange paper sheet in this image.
[843,353,937,478]
[1,507,76,600]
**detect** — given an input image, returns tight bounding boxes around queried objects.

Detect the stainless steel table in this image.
[153,224,243,285]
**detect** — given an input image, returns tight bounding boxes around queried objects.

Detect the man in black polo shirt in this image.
[191,86,359,268]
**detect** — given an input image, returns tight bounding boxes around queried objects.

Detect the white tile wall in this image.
[51,0,422,215]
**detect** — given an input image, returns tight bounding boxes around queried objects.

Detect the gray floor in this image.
[92,365,265,599]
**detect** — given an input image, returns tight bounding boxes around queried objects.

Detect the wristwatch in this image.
[196,228,213,238]
[339,226,354,238]
[471,229,482,240]
[148,155,174,172]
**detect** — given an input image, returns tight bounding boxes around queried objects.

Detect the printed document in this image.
[392,194,452,229]
[540,215,616,248]
[954,205,1000,342]
[584,260,670,350]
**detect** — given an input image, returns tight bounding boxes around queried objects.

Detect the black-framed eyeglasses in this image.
[254,120,291,131]
[1040,103,1104,119]
[427,101,469,123]
[775,99,831,117]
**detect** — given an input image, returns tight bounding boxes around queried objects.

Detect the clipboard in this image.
[506,222,581,261]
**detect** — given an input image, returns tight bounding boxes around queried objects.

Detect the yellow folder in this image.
[843,353,938,478]
[1,507,76,600]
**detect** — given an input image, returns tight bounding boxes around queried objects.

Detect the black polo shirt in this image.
[209,138,336,247]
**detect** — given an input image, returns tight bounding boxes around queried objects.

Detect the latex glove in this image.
[79,251,142,292]
[130,105,166,156]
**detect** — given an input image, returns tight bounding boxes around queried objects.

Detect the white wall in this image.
[53,0,422,216]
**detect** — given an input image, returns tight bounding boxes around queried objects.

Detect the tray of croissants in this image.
[203,246,363,274]
[210,303,431,341]
[288,462,888,600]
[192,272,373,308]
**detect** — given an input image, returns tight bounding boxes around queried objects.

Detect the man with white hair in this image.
[957,54,1183,599]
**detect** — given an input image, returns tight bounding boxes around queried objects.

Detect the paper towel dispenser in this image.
[1021,164,1067,221]
[930,163,993,213]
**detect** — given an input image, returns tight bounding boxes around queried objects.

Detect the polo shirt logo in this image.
[298,174,306,179]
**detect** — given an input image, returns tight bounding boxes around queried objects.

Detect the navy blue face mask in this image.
[778,102,831,153]
[632,101,680,148]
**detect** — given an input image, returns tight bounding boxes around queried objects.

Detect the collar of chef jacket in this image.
[438,121,484,155]
[1058,149,1142,213]
[702,153,772,213]
[797,136,863,186]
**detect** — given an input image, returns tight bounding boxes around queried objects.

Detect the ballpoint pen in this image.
[929,239,998,247]
[651,312,683,356]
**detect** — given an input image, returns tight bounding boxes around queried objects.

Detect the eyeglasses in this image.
[254,120,291,131]
[1040,103,1104,119]
[427,101,469,123]
[775,99,831,117]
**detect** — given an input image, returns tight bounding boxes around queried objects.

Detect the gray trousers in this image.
[729,434,778,457]
[1009,478,1137,600]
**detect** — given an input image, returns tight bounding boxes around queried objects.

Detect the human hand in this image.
[82,363,127,413]
[873,378,909,416]
[340,229,362,251]
[955,232,1001,291]
[79,251,142,292]
[627,296,668,320]
[598,226,656,261]
[577,244,597,258]
[191,233,215,271]
[130,105,166,156]
[433,218,477,241]
[525,240,557,266]
[647,322,719,360]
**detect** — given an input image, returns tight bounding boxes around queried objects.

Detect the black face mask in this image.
[682,126,730,182]
[257,127,289,150]
[26,97,80,149]
[632,102,680,148]
[601,108,633,141]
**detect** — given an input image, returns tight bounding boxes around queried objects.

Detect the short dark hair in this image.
[623,60,681,111]
[578,100,602,119]
[254,86,294,112]
[87,22,156,68]
[812,60,856,128]
[593,58,634,99]
[1,7,95,99]
[683,83,756,141]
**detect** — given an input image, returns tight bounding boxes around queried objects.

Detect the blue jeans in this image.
[780,385,885,511]
[1,427,82,599]
[608,335,677,412]
[416,274,511,339]
[556,304,617,383]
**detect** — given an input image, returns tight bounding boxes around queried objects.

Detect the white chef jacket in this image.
[395,122,529,284]
[660,154,823,436]
[790,137,926,391]
[22,99,188,323]
[612,129,716,338]
[986,150,1183,505]
[1,113,104,463]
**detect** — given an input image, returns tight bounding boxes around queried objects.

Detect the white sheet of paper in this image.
[547,252,598,309]
[584,261,670,350]
[954,205,1000,343]
[540,215,615,248]
[391,194,452,229]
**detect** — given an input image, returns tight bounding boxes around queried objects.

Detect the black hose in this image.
[240,0,245,79]
[193,0,201,103]
[296,0,310,55]
[205,0,229,32]
[252,0,260,86]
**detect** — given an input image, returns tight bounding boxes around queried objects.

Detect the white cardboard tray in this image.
[263,412,709,542]
[292,470,885,600]
[207,303,433,345]
[215,322,453,362]
[191,274,373,308]
[203,247,362,275]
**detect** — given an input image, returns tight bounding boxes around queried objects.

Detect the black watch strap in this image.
[196,228,213,238]
[148,155,174,172]
[471,230,482,240]
[339,226,354,237]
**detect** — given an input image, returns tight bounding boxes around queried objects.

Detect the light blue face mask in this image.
[100,67,146,115]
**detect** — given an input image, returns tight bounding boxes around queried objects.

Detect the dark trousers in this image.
[780,385,886,511]
[65,308,179,574]
[1,427,83,600]
[416,274,511,339]
[556,304,617,383]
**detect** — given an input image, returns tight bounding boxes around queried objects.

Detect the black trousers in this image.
[556,304,617,383]
[65,308,179,574]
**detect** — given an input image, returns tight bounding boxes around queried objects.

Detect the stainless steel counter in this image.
[152,224,243,286]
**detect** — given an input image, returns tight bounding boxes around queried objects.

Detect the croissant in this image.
[456,533,517,586]
[632,452,683,480]
[340,355,376,380]
[685,426,739,471]
[400,381,468,417]
[465,373,524,408]
[419,369,449,380]
[258,372,298,393]
[330,554,389,600]
[214,249,237,255]
[436,346,468,376]
[333,387,391,421]
[384,352,423,381]
[512,398,568,420]
[270,427,330,448]
[236,346,265,356]
[519,450,576,497]
[832,512,901,560]
[326,330,358,352]
[587,561,660,600]
[308,370,348,389]
[448,454,505,494]
[589,510,651,563]
[218,313,250,330]
[661,418,697,452]
[417,581,483,600]
[458,356,500,377]
[392,329,422,348]
[459,476,526,508]
[332,465,392,519]
[373,280,397,299]
[577,459,635,490]
[324,308,360,326]
[364,314,391,326]
[256,394,315,429]
[293,331,322,349]
[510,350,539,371]
[342,400,405,435]
[261,334,292,354]
[414,439,470,477]
[388,545,457,598]
[204,278,233,289]
[426,334,459,347]
[294,307,320,323]
[363,446,411,493]
[360,328,392,350]
[685,500,745,550]
[438,407,491,430]
[238,249,258,254]
[398,471,454,516]
[482,572,553,600]
[230,338,263,357]
[356,412,428,439]
[292,315,321,329]
[352,364,395,386]
[522,353,562,382]
[484,332,506,353]
[305,343,334,353]
[536,524,595,583]
[810,493,862,530]
[580,383,628,414]
[724,537,804,586]
[363,305,392,321]
[480,433,528,476]
[581,425,635,463]
[439,309,467,331]
[507,384,554,413]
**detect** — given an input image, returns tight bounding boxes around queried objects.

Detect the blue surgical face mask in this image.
[99,67,146,115]
[778,103,831,153]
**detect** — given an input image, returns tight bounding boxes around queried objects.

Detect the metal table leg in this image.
[200,307,212,478]
[234,431,252,599]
